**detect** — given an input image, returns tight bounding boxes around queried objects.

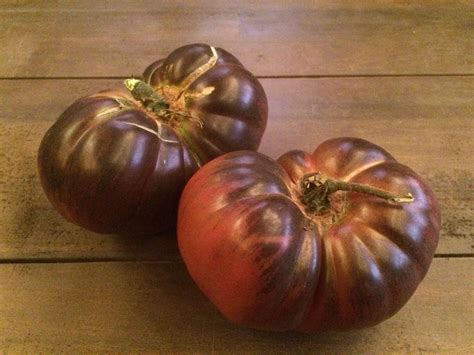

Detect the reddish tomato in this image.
[178,137,440,331]
[38,44,267,235]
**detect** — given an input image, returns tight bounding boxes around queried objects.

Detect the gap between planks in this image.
[0,74,473,81]
[0,253,472,265]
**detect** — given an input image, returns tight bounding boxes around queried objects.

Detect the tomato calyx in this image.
[299,172,414,216]
[124,46,219,129]
[123,78,199,129]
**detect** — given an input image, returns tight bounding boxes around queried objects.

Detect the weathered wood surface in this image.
[0,1,472,352]
[1,77,472,261]
[0,258,471,353]
[0,1,472,77]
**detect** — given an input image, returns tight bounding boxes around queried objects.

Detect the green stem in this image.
[124,78,169,116]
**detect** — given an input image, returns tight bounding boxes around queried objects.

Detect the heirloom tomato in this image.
[178,137,440,331]
[38,44,267,235]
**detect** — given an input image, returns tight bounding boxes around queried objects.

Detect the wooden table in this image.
[0,1,472,353]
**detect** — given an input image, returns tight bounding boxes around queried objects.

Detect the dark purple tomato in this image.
[38,43,267,235]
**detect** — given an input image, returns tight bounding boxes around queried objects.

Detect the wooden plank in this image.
[0,258,472,353]
[0,77,472,260]
[1,0,338,10]
[0,1,472,77]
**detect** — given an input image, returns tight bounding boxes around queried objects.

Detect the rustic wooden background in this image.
[0,1,473,353]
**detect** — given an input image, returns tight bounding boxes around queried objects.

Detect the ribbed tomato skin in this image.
[178,137,440,331]
[38,43,267,235]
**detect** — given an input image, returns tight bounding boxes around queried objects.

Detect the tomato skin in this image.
[144,43,268,163]
[178,137,440,331]
[38,44,267,235]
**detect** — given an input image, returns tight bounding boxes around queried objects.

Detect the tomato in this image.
[38,43,267,235]
[177,137,440,331]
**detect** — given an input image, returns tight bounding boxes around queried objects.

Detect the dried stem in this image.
[300,172,414,215]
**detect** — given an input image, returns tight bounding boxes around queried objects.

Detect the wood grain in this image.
[0,1,472,77]
[0,1,472,353]
[0,77,472,261]
[0,258,471,353]
[0,1,472,352]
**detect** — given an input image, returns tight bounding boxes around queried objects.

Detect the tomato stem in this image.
[300,172,414,215]
[124,79,169,113]
[123,79,203,128]
[123,46,218,129]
